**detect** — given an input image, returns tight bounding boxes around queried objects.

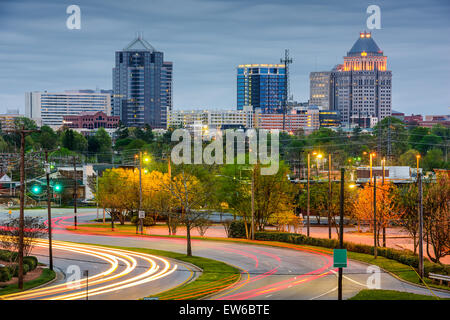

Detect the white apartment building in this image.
[167,108,254,130]
[25,90,112,128]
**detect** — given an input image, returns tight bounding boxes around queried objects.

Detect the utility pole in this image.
[418,172,424,279]
[307,152,310,237]
[280,49,293,131]
[338,168,345,301]
[5,126,40,289]
[96,173,99,221]
[138,151,143,234]
[73,156,78,229]
[373,175,377,259]
[251,164,255,240]
[18,130,26,289]
[382,158,386,247]
[328,154,332,239]
[45,150,53,271]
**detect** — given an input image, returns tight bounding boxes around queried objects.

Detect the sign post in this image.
[138,210,145,235]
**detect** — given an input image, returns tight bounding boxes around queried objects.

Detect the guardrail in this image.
[429,273,450,286]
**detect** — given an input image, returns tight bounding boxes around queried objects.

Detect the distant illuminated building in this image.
[237,64,286,113]
[310,72,332,110]
[330,31,392,126]
[319,110,340,127]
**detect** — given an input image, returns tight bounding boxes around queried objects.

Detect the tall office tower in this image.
[237,64,286,113]
[331,32,392,126]
[25,90,112,128]
[113,34,172,128]
[309,72,332,109]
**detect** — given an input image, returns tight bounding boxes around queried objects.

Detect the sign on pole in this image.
[138,210,145,219]
[333,249,347,268]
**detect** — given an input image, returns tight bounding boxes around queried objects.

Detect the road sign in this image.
[7,201,13,207]
[138,211,145,219]
[333,249,347,268]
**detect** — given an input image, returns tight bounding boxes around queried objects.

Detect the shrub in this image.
[0,266,12,282]
[24,256,38,271]
[131,215,155,226]
[9,263,30,277]
[254,231,448,277]
[0,249,17,262]
[229,220,247,238]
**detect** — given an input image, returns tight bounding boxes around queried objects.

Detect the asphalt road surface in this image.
[2,208,450,300]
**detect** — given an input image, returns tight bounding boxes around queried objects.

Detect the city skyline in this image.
[0,0,449,115]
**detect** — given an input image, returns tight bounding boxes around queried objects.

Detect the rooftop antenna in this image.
[280,49,293,131]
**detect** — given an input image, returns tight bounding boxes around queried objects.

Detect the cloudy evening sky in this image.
[0,0,449,114]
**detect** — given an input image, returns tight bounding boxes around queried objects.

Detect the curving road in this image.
[2,208,450,300]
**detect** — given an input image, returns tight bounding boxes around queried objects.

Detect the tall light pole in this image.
[373,175,377,259]
[369,152,376,184]
[306,152,310,237]
[381,157,386,247]
[328,153,332,239]
[73,156,78,230]
[44,150,53,271]
[251,165,255,240]
[138,151,143,234]
[416,154,421,179]
[418,172,424,279]
[338,168,345,300]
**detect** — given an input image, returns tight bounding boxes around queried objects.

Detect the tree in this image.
[419,134,443,155]
[409,126,429,152]
[35,125,58,150]
[393,184,420,254]
[0,217,47,261]
[61,129,87,152]
[163,165,216,256]
[374,117,409,159]
[422,148,444,171]
[398,149,420,167]
[353,182,399,245]
[423,174,450,263]
[97,168,136,225]
[94,128,112,162]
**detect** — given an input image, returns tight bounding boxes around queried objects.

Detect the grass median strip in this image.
[349,289,450,300]
[72,243,241,300]
[0,268,56,297]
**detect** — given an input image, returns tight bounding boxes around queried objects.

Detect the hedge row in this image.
[0,250,39,282]
[252,231,450,276]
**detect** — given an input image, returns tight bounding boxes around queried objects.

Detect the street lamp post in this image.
[307,152,310,237]
[369,152,376,184]
[416,154,421,179]
[328,153,332,239]
[44,150,53,271]
[138,151,143,234]
[373,175,377,259]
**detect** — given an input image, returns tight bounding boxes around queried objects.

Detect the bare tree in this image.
[424,174,450,263]
[0,217,47,261]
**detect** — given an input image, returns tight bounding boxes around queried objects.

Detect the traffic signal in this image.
[31,185,42,195]
[53,183,63,193]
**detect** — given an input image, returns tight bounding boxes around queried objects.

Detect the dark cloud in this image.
[0,0,449,114]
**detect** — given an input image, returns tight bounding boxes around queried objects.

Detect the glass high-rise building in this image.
[113,34,172,128]
[237,64,286,113]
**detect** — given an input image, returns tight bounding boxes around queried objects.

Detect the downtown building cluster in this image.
[18,31,428,136]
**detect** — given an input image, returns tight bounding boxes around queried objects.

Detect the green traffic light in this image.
[31,185,42,194]
[54,184,62,193]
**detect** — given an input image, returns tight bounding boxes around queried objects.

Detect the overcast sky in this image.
[0,0,449,115]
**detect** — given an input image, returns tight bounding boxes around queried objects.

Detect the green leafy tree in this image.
[422,148,444,171]
[398,149,420,167]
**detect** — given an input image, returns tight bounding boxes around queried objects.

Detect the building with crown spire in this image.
[310,32,392,127]
[113,33,172,128]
